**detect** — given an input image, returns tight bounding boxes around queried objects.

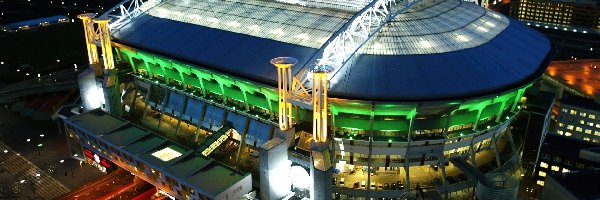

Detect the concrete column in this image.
[174,95,188,136]
[157,89,170,128]
[310,141,332,200]
[236,118,250,161]
[491,131,502,167]
[141,84,153,120]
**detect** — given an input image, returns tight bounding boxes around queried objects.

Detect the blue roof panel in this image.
[113,14,551,101]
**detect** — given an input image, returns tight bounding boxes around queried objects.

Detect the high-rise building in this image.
[555,95,600,144]
[509,0,600,31]
[540,165,600,200]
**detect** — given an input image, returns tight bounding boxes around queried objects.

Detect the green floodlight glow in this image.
[388,139,392,143]
[459,133,464,136]
[349,137,353,140]
[487,126,491,129]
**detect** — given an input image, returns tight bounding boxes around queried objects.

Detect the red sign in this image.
[84,148,112,168]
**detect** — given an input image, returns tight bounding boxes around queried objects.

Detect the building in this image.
[61,109,252,199]
[532,134,600,196]
[540,168,600,200]
[1,15,69,32]
[555,95,600,144]
[508,0,600,32]
[67,0,553,199]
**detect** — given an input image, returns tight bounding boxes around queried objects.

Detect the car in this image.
[370,182,376,190]
[383,183,390,190]
[353,181,360,188]
[378,183,383,190]
[396,181,404,190]
[339,178,345,187]
[361,181,366,189]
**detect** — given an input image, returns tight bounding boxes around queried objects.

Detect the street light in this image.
[3,150,7,153]
[40,134,44,138]
[26,138,30,142]
[59,160,64,163]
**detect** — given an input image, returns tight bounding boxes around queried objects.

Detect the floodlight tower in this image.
[271,57,297,131]
[310,66,333,200]
[95,17,122,116]
[77,14,122,116]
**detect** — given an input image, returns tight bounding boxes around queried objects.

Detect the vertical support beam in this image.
[95,18,121,116]
[157,89,170,128]
[141,84,152,120]
[175,95,188,136]
[236,117,250,161]
[511,88,526,112]
[491,131,502,167]
[77,14,99,66]
[404,144,411,194]
[271,57,297,131]
[367,103,374,195]
[312,71,329,143]
[469,138,477,166]
[439,153,448,200]
[94,18,115,71]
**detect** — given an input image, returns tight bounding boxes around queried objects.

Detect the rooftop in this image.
[65,109,249,198]
[548,169,600,200]
[546,59,600,97]
[561,94,600,112]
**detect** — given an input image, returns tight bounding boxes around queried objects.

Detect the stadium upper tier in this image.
[111,0,552,101]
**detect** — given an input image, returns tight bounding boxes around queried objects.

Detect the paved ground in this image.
[0,108,105,198]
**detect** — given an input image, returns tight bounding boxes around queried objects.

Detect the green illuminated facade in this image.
[114,42,530,143]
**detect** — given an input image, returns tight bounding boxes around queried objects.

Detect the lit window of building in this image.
[576,127,583,132]
[588,122,594,127]
[540,162,549,168]
[580,112,587,117]
[539,171,546,177]
[570,110,577,115]
[551,166,560,171]
[579,120,585,125]
[595,131,600,136]
[565,132,572,137]
[584,137,590,141]
[537,180,545,186]
[567,125,574,130]
[557,130,564,135]
[589,114,596,119]
[562,168,570,173]
[585,129,592,134]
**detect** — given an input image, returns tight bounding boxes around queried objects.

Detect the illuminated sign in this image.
[84,148,112,168]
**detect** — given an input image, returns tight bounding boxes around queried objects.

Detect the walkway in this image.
[0,141,69,200]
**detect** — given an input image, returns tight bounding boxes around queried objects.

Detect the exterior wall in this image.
[540,176,578,200]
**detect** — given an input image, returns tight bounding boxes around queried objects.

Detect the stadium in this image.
[63,0,553,199]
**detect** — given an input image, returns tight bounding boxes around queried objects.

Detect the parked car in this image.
[370,182,376,190]
[361,181,366,189]
[353,181,360,188]
[383,183,390,190]
[339,178,345,187]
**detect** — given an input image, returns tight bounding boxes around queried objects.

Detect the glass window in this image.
[595,131,600,136]
[553,156,561,162]
[576,127,583,132]
[580,112,587,117]
[585,129,592,134]
[589,114,595,119]
[567,125,574,130]
[540,162,549,168]
[584,137,591,141]
[537,180,545,186]
[570,110,577,115]
[562,168,570,173]
[580,120,585,125]
[559,123,564,127]
[551,166,560,171]
[557,130,564,135]
[565,132,572,137]
[588,122,595,127]
[538,171,546,177]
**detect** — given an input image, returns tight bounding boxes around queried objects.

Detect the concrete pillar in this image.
[310,141,332,200]
[259,138,291,200]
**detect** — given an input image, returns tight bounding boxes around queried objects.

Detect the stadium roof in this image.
[112,0,552,101]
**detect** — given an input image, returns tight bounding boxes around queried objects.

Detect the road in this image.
[546,59,600,96]
[57,169,133,200]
